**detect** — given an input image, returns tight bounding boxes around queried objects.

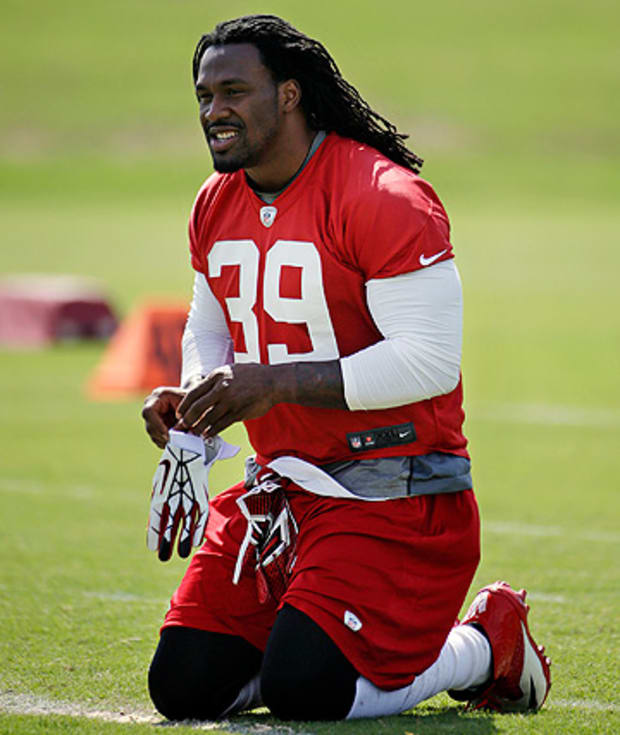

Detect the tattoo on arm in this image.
[291,360,346,410]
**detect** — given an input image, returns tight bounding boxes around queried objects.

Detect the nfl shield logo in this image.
[260,206,277,228]
[344,610,363,632]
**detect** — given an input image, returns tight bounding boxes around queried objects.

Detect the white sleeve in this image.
[181,273,234,387]
[340,260,463,410]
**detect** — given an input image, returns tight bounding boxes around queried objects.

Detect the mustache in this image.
[207,122,244,134]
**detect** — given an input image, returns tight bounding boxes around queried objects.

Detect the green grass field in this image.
[1,1,619,733]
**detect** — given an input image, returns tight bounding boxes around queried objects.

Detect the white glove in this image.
[147,430,239,561]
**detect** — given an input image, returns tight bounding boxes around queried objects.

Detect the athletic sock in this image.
[219,674,262,717]
[346,624,491,718]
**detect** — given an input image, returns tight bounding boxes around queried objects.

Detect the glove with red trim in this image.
[147,430,239,561]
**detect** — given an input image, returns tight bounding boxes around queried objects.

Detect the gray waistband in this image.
[246,453,471,499]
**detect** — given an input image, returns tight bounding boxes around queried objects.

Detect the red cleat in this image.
[449,581,552,712]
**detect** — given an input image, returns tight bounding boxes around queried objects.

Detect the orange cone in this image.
[87,301,188,399]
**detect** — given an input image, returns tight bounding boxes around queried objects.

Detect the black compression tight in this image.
[261,604,359,719]
[148,604,359,721]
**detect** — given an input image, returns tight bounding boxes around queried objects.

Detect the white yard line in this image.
[552,698,619,713]
[0,478,95,499]
[0,692,310,733]
[2,691,618,726]
[484,520,619,544]
[82,591,168,605]
[525,592,568,604]
[0,692,157,724]
[470,402,620,429]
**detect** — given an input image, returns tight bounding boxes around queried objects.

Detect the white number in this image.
[264,240,339,363]
[208,240,260,363]
[208,239,338,364]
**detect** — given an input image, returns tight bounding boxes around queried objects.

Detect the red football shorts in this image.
[162,481,480,690]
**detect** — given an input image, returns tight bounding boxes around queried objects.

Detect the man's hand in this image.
[142,386,187,448]
[176,363,284,438]
[143,360,345,445]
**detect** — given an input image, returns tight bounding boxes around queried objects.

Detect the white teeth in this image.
[213,131,237,140]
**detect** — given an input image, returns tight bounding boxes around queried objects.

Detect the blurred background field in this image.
[1,1,618,733]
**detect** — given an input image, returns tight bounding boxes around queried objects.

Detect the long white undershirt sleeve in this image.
[183,261,462,407]
[181,272,233,387]
[340,260,463,410]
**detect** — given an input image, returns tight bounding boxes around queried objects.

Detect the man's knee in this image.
[261,605,358,720]
[148,627,262,721]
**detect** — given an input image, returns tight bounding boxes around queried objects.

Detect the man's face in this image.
[195,43,281,174]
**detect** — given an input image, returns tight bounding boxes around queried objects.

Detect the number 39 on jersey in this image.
[207,239,340,365]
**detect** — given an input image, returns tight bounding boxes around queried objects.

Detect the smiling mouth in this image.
[208,128,240,153]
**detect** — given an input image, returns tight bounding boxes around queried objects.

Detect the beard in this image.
[210,127,278,173]
[210,138,255,173]
[207,98,280,174]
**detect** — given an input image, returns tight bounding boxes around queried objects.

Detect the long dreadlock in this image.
[192,15,423,173]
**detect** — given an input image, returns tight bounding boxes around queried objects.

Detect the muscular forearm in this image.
[272,360,346,410]
[174,359,346,439]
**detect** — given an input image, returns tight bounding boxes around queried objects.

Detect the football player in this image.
[142,14,551,721]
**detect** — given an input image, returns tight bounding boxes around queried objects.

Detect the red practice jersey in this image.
[189,133,468,465]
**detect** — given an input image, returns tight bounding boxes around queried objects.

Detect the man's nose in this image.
[203,94,231,123]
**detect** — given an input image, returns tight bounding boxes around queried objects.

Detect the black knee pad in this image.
[149,627,262,721]
[261,604,359,720]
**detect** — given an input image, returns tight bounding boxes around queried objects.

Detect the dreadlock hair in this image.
[192,15,423,173]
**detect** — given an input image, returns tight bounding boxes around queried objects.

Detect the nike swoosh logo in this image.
[419,249,448,267]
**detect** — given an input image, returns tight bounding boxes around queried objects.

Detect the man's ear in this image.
[278,79,302,113]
